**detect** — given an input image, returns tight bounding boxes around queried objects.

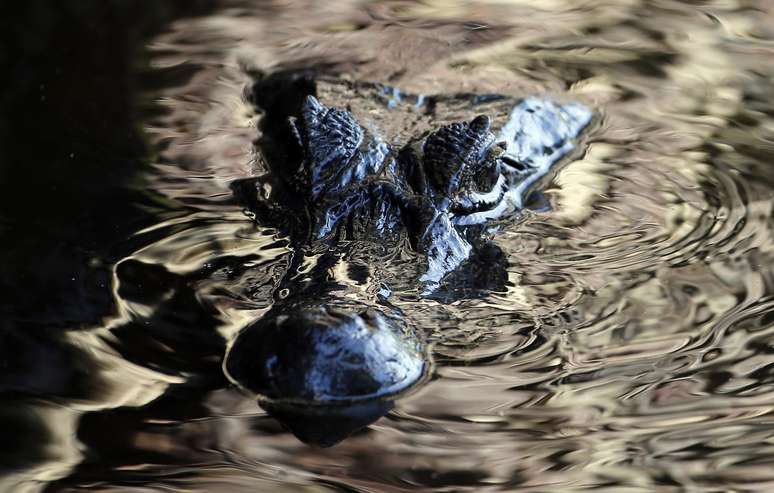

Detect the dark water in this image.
[3,1,774,491]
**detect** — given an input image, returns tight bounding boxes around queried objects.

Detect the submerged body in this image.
[225,74,592,442]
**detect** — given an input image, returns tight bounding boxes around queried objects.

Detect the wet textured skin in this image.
[283,92,593,288]
[226,74,592,444]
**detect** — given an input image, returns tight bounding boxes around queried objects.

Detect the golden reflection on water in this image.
[7,0,774,491]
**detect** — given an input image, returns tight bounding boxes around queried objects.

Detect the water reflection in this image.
[262,400,396,448]
[4,0,774,491]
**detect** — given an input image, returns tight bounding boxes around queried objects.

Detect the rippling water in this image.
[4,1,774,491]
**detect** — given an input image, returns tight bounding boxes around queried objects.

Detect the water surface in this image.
[3,1,774,491]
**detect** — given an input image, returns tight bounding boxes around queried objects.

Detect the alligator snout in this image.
[224,302,426,404]
[223,299,427,446]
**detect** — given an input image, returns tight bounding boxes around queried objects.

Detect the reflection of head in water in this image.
[262,399,396,448]
[223,298,427,446]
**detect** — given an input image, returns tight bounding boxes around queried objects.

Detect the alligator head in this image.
[226,76,593,445]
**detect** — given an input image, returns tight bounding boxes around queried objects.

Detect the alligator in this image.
[225,72,592,445]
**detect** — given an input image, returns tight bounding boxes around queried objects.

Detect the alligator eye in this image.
[473,160,498,191]
[499,155,530,173]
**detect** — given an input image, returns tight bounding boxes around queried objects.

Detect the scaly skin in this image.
[286,94,592,287]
